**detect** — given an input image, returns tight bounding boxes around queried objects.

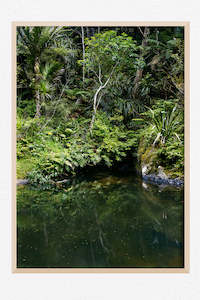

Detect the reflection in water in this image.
[17,171,184,268]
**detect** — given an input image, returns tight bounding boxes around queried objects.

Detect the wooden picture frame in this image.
[12,21,190,273]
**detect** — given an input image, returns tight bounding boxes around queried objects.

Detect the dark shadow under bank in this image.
[17,150,184,188]
[72,152,184,188]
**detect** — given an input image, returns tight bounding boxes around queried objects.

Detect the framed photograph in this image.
[12,22,189,273]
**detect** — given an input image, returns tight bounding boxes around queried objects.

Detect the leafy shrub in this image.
[137,100,184,177]
[25,112,137,185]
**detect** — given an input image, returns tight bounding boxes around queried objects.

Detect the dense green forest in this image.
[17,26,184,187]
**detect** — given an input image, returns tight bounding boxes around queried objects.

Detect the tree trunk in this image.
[81,27,85,84]
[132,27,150,98]
[89,63,118,133]
[89,85,103,133]
[35,90,41,117]
[34,57,41,118]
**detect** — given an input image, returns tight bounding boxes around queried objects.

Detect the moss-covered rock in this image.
[138,139,158,176]
[137,138,183,183]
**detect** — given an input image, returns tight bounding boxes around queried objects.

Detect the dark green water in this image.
[17,171,184,268]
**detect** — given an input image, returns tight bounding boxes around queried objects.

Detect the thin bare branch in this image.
[81,26,85,84]
[138,27,145,37]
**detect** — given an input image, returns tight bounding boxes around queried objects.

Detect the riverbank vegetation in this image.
[17,26,184,186]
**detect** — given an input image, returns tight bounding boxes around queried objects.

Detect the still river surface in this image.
[17,170,184,268]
